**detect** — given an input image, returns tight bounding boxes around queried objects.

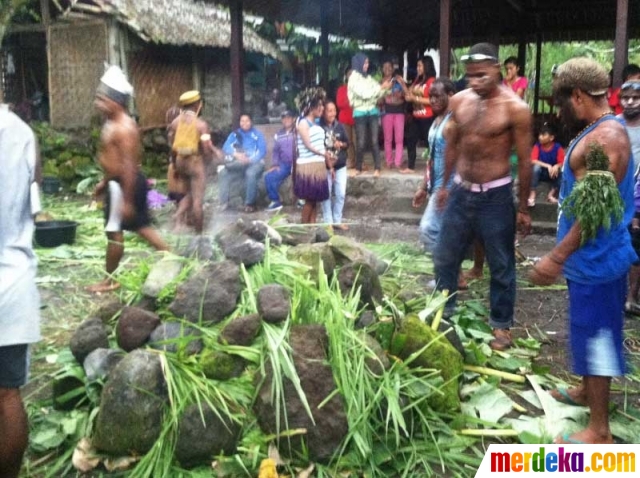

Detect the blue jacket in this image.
[272,127,296,168]
[222,127,267,163]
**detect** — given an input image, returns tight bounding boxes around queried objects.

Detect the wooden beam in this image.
[320,1,329,89]
[439,0,451,78]
[7,23,47,34]
[533,33,542,116]
[40,0,51,26]
[229,0,244,123]
[613,0,629,87]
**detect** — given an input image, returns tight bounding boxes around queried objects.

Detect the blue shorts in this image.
[568,276,626,377]
[0,344,29,388]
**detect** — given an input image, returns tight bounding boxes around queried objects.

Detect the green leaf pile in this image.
[561,141,625,245]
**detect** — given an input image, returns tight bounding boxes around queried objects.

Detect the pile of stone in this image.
[59,219,464,470]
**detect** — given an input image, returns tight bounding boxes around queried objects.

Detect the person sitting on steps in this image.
[529,123,565,206]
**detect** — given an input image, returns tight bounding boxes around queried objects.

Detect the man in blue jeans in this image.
[219,113,267,212]
[264,110,296,212]
[433,43,532,351]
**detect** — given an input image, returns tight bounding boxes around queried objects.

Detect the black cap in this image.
[281,109,296,118]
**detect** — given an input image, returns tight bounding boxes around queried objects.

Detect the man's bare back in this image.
[448,86,531,184]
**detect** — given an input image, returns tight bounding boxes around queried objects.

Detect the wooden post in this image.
[613,0,629,87]
[40,0,51,26]
[229,0,244,123]
[439,0,451,78]
[533,33,542,116]
[320,1,329,89]
[517,40,526,73]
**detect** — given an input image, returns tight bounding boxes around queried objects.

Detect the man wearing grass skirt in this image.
[0,89,41,477]
[87,66,169,293]
[530,58,636,445]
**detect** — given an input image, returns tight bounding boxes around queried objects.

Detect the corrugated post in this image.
[439,0,451,78]
[613,0,629,87]
[533,33,542,116]
[230,0,245,124]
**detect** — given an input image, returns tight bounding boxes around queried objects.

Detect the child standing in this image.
[529,124,565,206]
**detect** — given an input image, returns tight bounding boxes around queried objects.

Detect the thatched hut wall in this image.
[128,40,194,128]
[48,21,107,128]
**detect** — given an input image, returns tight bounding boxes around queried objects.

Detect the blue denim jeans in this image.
[264,164,292,202]
[218,161,265,206]
[354,115,381,171]
[321,166,347,224]
[433,183,516,329]
[419,187,443,253]
[532,164,561,190]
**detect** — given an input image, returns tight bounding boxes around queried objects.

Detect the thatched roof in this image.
[67,0,281,58]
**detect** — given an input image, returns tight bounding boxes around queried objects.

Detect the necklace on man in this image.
[568,111,612,148]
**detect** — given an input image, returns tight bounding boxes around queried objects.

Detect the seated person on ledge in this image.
[218,113,267,213]
[529,123,564,206]
[264,109,296,212]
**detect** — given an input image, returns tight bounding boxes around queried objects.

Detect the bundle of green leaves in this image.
[561,141,625,245]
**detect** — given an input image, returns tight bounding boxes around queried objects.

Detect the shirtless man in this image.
[87,66,168,293]
[530,58,636,444]
[168,91,220,234]
[433,43,532,351]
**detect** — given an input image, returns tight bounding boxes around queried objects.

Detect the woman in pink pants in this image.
[380,60,408,169]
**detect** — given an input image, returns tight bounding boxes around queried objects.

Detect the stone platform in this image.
[209,150,558,242]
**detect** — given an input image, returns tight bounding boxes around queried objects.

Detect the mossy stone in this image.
[200,350,245,381]
[394,315,463,412]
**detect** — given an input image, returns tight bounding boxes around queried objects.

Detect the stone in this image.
[314,227,331,243]
[116,307,161,352]
[142,255,184,298]
[83,348,125,382]
[180,235,215,261]
[360,333,390,375]
[169,261,241,325]
[215,219,247,250]
[175,403,241,468]
[222,236,265,266]
[92,350,167,455]
[253,324,348,463]
[337,262,383,309]
[148,322,203,355]
[70,318,109,364]
[219,314,261,346]
[355,310,376,329]
[134,296,157,313]
[391,315,463,412]
[438,319,465,357]
[200,350,246,381]
[244,220,283,246]
[286,242,336,279]
[329,235,388,273]
[257,284,290,324]
[94,299,125,323]
[279,225,317,246]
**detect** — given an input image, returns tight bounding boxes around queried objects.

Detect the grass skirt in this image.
[294,161,329,202]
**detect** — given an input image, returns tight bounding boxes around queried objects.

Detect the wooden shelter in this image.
[211,0,638,115]
[4,0,281,128]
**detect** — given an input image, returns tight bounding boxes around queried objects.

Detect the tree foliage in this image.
[0,0,37,44]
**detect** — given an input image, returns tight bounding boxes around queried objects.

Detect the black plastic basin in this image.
[34,220,78,248]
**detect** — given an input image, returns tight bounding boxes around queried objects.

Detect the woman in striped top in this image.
[294,89,335,223]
